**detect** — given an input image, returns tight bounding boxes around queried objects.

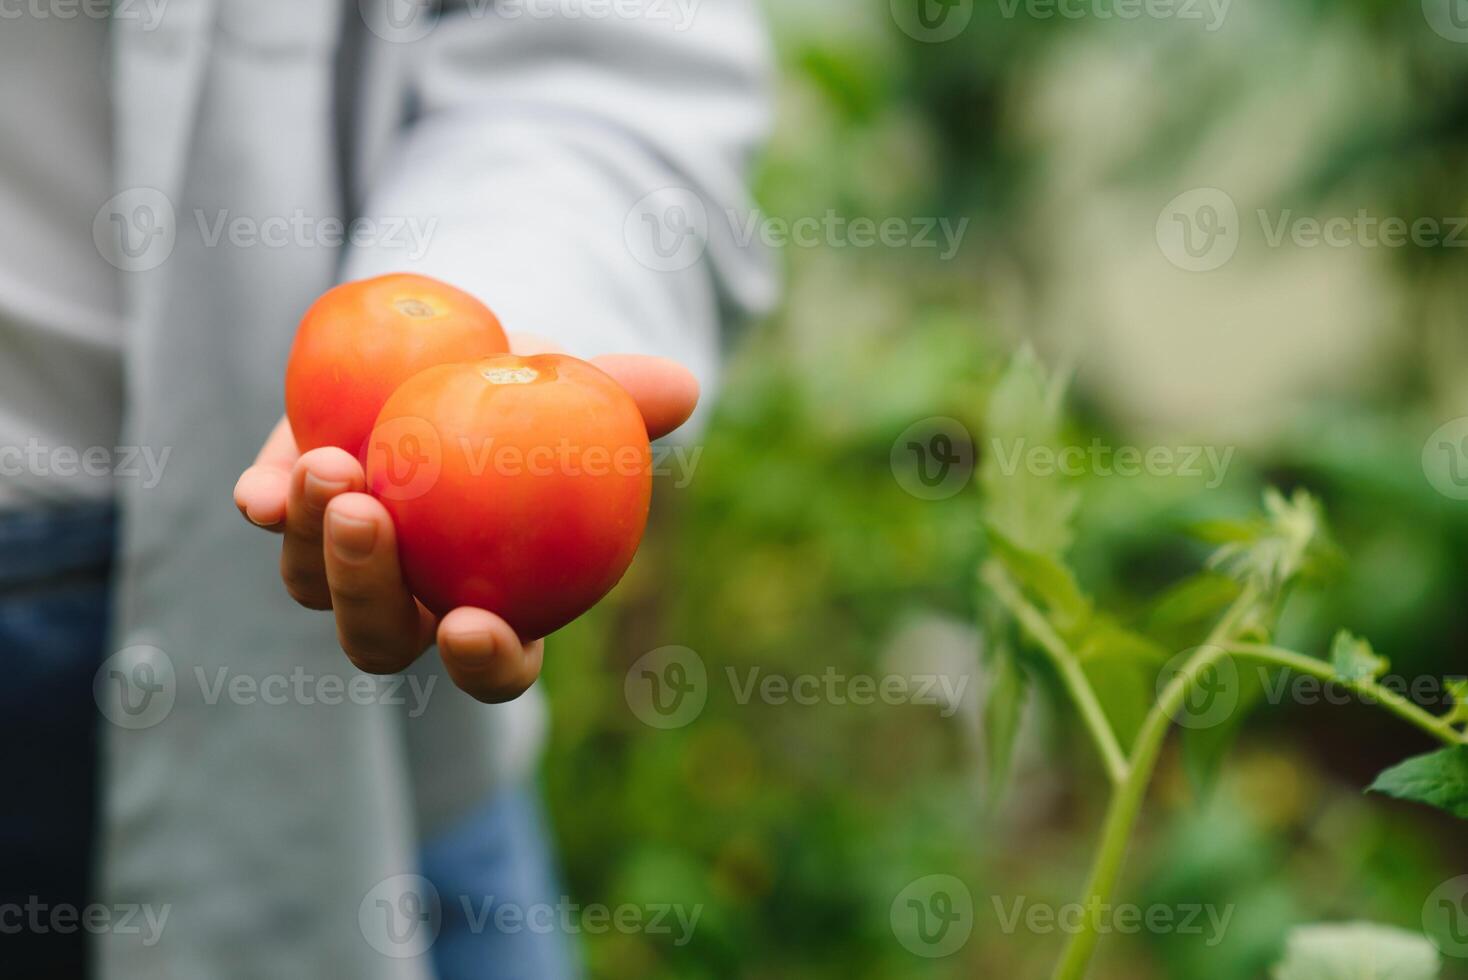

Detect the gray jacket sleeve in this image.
[342,0,779,395]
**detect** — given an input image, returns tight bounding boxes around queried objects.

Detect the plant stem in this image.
[1226,643,1466,747]
[982,561,1129,785]
[1049,586,1259,980]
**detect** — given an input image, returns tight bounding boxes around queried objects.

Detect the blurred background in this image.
[538,2,1468,977]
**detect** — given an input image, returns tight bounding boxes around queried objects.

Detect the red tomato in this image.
[285,274,509,457]
[365,353,653,639]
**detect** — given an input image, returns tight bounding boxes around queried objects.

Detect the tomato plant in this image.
[978,352,1468,980]
[285,273,509,456]
[365,353,652,640]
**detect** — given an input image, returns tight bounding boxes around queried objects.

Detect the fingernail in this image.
[440,615,503,669]
[305,471,351,504]
[328,511,377,561]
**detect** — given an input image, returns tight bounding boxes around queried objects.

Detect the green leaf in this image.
[1330,631,1390,683]
[1075,622,1169,749]
[986,529,1092,635]
[1272,922,1440,980]
[979,349,1079,557]
[1208,488,1330,595]
[1074,621,1168,668]
[983,638,1028,810]
[1147,572,1242,634]
[1188,518,1266,545]
[1367,746,1468,820]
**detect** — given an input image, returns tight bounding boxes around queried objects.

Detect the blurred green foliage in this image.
[539,4,1468,977]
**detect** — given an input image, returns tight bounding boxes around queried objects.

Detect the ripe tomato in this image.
[365,353,653,639]
[285,273,509,456]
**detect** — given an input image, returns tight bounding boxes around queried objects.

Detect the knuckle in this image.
[337,628,410,675]
[280,566,330,610]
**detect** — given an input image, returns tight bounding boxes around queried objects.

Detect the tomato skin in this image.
[366,354,653,640]
[285,274,509,457]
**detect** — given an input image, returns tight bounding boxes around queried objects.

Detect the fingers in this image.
[591,354,700,440]
[322,492,434,674]
[278,448,365,609]
[234,416,302,529]
[437,607,545,703]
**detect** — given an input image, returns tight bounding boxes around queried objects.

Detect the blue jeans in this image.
[0,503,115,978]
[0,504,574,979]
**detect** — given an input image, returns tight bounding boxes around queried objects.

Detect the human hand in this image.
[232,334,699,703]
